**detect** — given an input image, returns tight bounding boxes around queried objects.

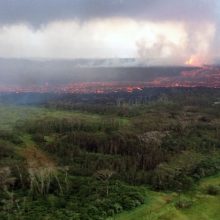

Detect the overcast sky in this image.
[0,0,219,65]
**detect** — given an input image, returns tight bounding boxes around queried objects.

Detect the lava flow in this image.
[0,66,220,94]
[185,55,205,66]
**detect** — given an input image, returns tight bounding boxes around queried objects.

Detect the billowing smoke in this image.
[136,22,217,66]
[136,36,182,65]
[0,0,219,65]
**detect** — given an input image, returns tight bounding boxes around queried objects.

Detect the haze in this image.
[0,0,219,65]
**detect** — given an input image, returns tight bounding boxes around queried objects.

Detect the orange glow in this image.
[185,55,204,66]
[1,66,220,94]
[185,57,194,65]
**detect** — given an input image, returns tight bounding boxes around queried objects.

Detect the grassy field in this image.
[114,174,220,220]
[0,104,129,130]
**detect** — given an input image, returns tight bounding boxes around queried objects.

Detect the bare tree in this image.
[95,169,115,196]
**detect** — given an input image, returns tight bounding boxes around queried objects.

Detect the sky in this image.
[0,0,219,65]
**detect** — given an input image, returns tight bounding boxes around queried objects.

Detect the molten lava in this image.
[185,57,194,65]
[0,66,220,94]
[185,55,203,66]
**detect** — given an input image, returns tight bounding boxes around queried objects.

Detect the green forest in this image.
[0,88,220,219]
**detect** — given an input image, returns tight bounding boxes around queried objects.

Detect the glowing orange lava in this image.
[185,57,194,65]
[185,55,203,66]
[1,66,220,94]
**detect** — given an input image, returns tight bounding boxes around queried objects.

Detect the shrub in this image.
[204,185,220,195]
[175,198,193,209]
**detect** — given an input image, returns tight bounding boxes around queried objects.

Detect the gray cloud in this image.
[0,0,217,26]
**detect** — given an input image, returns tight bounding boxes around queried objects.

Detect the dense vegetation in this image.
[0,88,220,219]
